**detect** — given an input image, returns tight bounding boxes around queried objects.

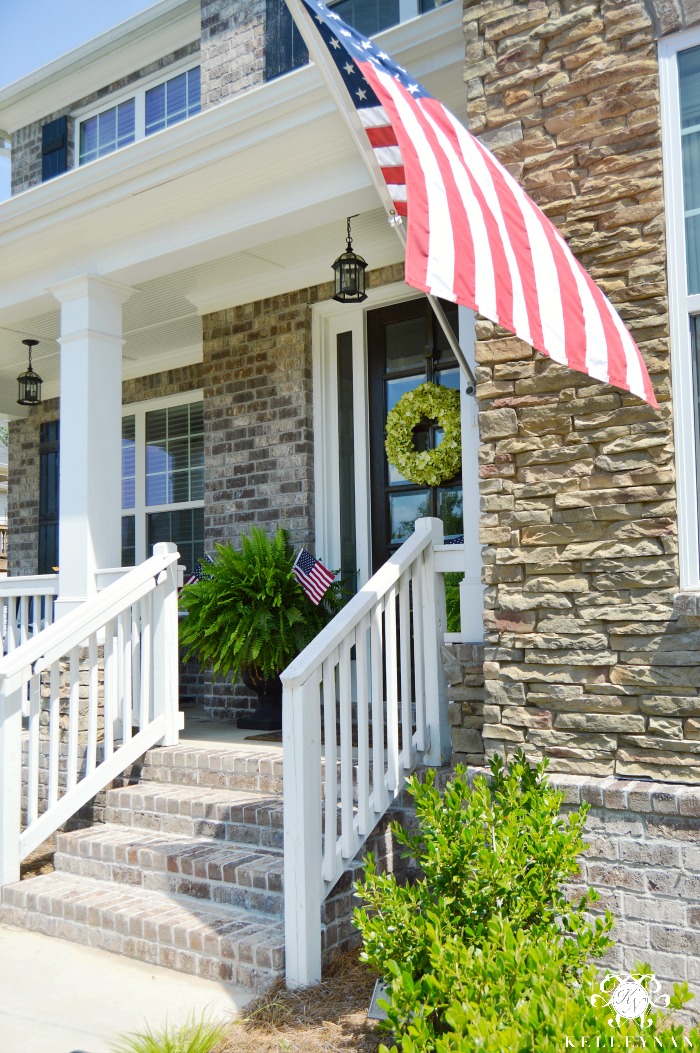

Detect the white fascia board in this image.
[0,0,200,134]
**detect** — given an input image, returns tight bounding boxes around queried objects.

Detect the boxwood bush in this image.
[355,752,700,1052]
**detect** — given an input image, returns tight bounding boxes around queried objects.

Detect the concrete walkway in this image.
[0,925,252,1053]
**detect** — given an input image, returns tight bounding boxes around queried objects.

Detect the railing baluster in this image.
[385,583,400,795]
[48,661,60,808]
[27,674,40,825]
[322,655,337,883]
[355,613,371,837]
[339,635,353,860]
[139,592,152,728]
[412,558,426,752]
[370,597,387,815]
[104,618,116,759]
[131,602,141,730]
[67,647,80,790]
[399,569,413,770]
[86,634,98,776]
[0,684,23,886]
[19,596,29,647]
[119,611,132,743]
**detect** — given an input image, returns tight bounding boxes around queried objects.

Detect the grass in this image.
[113,1014,227,1053]
[215,949,381,1053]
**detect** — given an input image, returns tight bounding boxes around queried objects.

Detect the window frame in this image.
[660,28,700,588]
[74,58,201,167]
[121,389,204,568]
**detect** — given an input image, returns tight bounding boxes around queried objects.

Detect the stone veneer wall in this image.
[200,0,265,108]
[11,42,199,196]
[464,0,700,784]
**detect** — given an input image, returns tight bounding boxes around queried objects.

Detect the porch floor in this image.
[180,704,283,750]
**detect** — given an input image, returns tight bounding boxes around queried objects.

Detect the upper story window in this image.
[264,0,451,82]
[76,63,200,167]
[660,32,700,588]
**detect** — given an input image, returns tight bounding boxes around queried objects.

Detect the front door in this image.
[367,298,463,573]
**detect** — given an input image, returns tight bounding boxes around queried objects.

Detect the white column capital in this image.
[49,274,135,309]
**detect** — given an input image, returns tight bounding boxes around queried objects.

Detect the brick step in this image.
[104,783,284,849]
[122,744,284,795]
[0,872,285,990]
[55,825,284,914]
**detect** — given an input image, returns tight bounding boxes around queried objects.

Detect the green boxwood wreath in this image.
[385,382,461,487]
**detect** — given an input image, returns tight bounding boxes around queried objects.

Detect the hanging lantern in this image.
[17,339,42,407]
[332,216,368,303]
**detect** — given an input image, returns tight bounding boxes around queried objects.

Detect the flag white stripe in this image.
[386,184,407,201]
[359,106,391,128]
[373,145,403,166]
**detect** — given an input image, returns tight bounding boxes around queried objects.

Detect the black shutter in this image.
[265,0,308,81]
[41,116,68,183]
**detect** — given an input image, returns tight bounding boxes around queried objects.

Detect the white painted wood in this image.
[51,276,133,614]
[385,584,400,795]
[27,675,40,826]
[19,718,166,860]
[67,647,80,791]
[412,557,426,753]
[119,611,132,743]
[139,592,152,730]
[283,678,324,988]
[370,596,387,815]
[48,661,60,809]
[420,521,450,765]
[87,634,98,776]
[398,570,413,771]
[151,542,180,746]
[458,305,485,640]
[322,656,337,884]
[355,614,371,837]
[339,635,353,860]
[0,686,22,886]
[104,620,116,760]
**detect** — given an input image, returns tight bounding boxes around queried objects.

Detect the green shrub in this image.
[444,572,463,634]
[355,752,700,1052]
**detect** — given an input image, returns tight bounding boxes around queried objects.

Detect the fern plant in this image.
[111,1012,225,1053]
[179,527,342,682]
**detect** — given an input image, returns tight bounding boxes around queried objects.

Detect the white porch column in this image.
[458,306,484,641]
[50,275,134,617]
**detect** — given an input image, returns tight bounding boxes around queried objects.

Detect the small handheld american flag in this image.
[292,549,335,605]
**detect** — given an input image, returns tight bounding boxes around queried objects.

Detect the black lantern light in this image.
[332,215,368,303]
[17,339,42,407]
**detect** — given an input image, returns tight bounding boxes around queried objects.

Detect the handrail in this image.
[0,574,58,595]
[283,518,449,987]
[0,548,178,682]
[0,542,180,886]
[282,518,440,690]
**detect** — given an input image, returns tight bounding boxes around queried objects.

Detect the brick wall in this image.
[11,42,199,196]
[200,0,265,108]
[464,0,700,784]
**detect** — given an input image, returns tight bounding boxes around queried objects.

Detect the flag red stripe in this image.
[365,125,399,149]
[380,165,406,184]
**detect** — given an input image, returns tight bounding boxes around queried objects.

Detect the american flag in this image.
[284,0,657,408]
[292,548,335,605]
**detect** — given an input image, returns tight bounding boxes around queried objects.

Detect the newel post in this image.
[151,542,180,747]
[416,517,451,766]
[0,684,23,886]
[282,676,323,987]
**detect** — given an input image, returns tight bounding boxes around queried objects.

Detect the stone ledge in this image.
[673,591,700,617]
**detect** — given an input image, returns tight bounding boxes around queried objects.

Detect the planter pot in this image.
[237,668,283,731]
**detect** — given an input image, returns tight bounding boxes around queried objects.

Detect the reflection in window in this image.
[146,402,204,507]
[146,67,200,135]
[79,100,135,164]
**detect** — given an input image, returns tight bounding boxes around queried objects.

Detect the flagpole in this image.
[283,0,477,393]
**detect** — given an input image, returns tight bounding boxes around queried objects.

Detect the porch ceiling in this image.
[0,3,464,418]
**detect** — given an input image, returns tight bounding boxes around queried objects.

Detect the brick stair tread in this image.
[131,744,284,793]
[1,872,285,988]
[55,825,284,910]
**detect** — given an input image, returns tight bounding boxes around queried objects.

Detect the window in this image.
[264,0,452,81]
[661,32,700,587]
[121,394,204,575]
[77,64,200,167]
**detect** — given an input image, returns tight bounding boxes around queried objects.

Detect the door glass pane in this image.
[385,318,426,372]
[386,375,423,412]
[438,486,463,540]
[389,491,430,545]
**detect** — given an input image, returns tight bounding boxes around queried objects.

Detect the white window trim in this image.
[660,29,700,588]
[74,58,200,164]
[122,389,203,566]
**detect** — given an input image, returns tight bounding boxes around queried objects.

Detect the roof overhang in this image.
[0,0,201,134]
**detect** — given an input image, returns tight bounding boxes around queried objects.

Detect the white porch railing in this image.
[0,574,59,656]
[282,517,449,987]
[0,542,180,887]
